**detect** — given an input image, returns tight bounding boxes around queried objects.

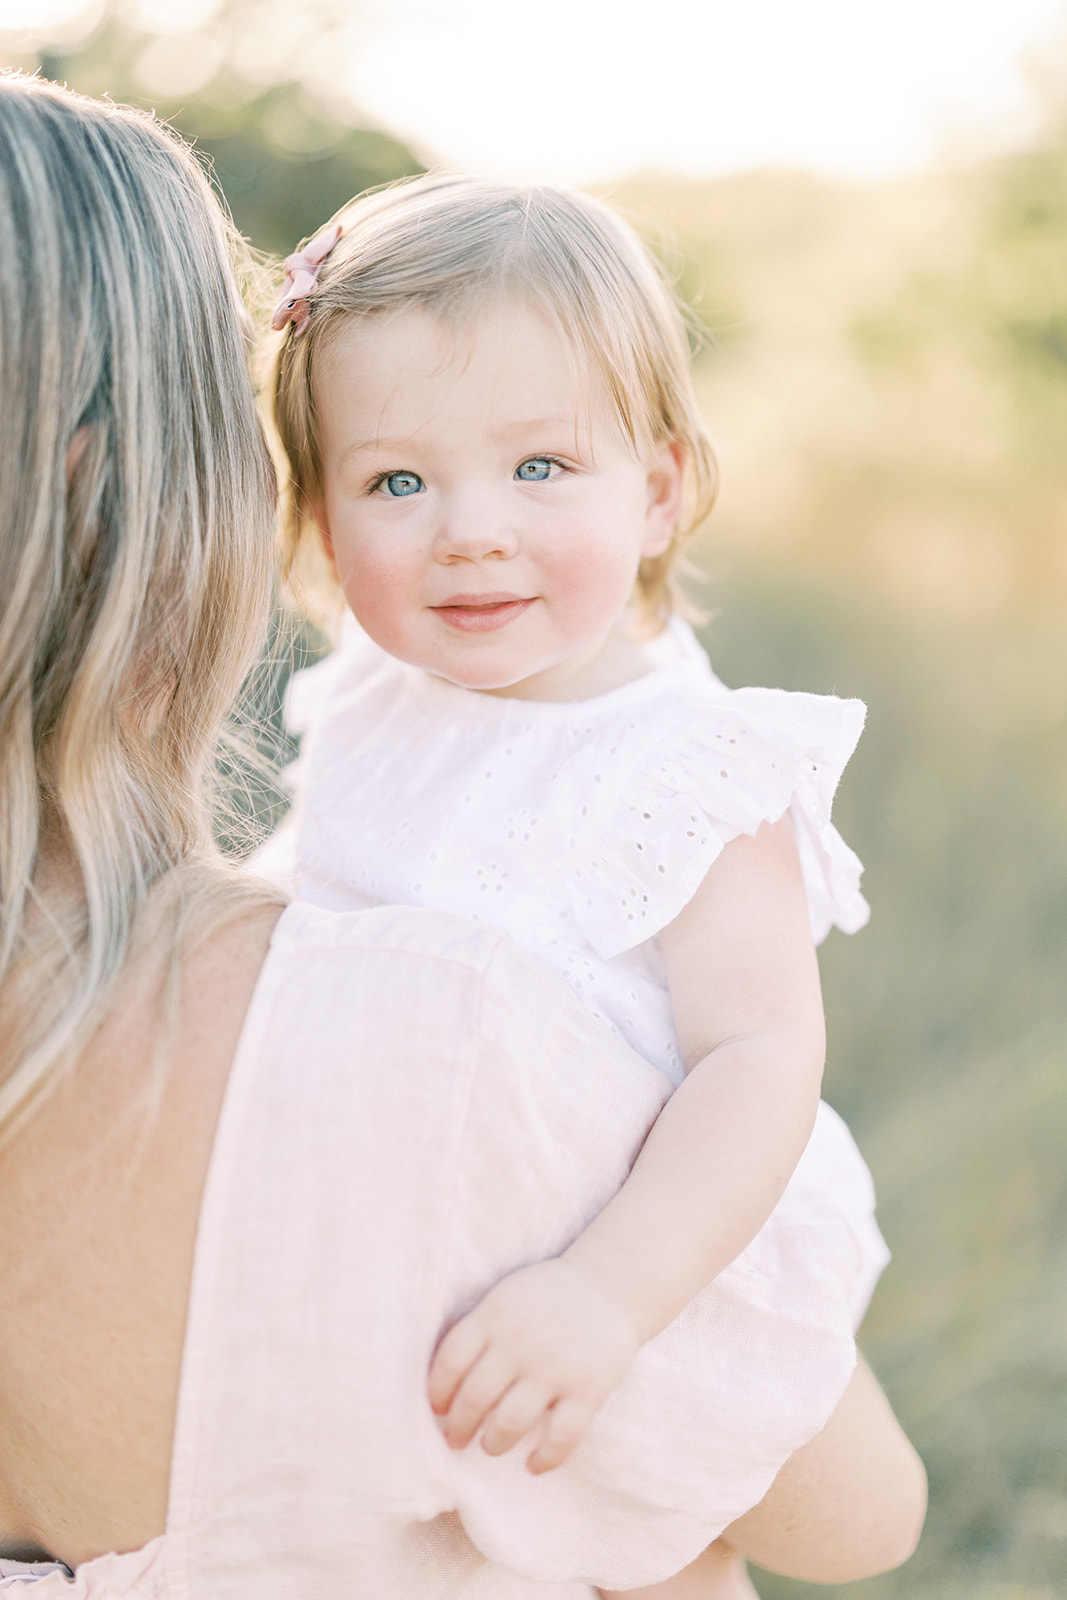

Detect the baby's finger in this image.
[480,1379,552,1458]
[428,1314,489,1414]
[527,1394,597,1475]
[442,1346,517,1449]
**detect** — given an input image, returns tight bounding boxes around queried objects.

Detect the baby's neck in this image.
[481,617,673,704]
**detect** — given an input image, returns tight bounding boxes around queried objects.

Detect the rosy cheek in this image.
[568,537,638,600]
[334,524,395,585]
[335,537,415,632]
[341,559,392,611]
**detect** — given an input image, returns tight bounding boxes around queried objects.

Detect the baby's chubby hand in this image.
[427,1257,642,1473]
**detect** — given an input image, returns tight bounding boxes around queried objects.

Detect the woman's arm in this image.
[430,815,826,1470]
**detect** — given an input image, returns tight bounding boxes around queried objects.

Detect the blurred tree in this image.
[839,84,1067,617]
[987,123,1067,454]
[4,0,424,252]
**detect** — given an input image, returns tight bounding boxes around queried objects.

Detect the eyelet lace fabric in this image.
[267,617,869,1084]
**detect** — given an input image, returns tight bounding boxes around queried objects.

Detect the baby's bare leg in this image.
[599,1539,757,1600]
[599,1356,925,1600]
[724,1355,926,1584]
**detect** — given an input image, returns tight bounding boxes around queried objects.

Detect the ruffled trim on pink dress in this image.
[0,1539,164,1596]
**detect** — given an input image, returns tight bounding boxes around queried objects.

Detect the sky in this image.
[344,0,1067,184]
[3,0,1067,184]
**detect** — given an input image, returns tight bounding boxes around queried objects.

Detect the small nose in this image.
[433,487,518,563]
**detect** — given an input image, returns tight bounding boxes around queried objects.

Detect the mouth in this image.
[431,594,535,633]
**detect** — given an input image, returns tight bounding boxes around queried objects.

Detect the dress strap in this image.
[0,1560,74,1587]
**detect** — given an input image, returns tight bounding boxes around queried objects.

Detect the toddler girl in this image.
[263,175,919,1596]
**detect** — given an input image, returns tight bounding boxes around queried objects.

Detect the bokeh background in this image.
[2,3,1065,1595]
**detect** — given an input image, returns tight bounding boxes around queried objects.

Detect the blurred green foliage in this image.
[674,111,1067,1595]
[6,0,424,253]
[161,83,421,255]
[703,576,1067,1600]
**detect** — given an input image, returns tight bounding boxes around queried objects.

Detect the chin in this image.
[443,667,527,692]
[430,654,546,695]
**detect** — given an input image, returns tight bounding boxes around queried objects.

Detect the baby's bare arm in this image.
[429,1256,642,1473]
[564,814,825,1337]
[430,817,827,1469]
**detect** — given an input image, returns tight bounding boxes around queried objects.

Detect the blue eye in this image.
[515,457,554,482]
[379,470,424,497]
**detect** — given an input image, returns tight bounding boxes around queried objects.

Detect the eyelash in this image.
[367,470,419,497]
[516,455,568,479]
[366,456,571,495]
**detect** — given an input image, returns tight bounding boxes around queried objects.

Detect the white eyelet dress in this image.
[262,619,873,1087]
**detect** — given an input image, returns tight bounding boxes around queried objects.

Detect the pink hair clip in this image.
[271,222,343,338]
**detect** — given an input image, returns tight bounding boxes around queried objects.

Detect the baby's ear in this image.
[310,499,339,580]
[642,440,685,559]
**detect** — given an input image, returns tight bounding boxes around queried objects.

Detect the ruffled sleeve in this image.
[566,685,869,959]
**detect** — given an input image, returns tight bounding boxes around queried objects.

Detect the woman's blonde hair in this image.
[273,174,717,630]
[0,74,279,1136]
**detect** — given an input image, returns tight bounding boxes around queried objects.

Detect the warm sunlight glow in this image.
[342,0,1066,183]
[3,0,1064,184]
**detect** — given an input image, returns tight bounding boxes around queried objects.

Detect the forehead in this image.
[315,298,621,440]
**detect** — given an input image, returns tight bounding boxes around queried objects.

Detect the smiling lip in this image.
[431,595,534,633]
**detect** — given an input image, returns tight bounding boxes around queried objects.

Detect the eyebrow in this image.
[337,415,583,466]
[496,415,580,435]
[337,439,404,467]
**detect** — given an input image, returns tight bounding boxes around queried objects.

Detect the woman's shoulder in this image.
[237,900,630,1097]
[259,902,543,985]
[267,897,508,966]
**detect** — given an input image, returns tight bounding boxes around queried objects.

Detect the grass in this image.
[700,572,1067,1597]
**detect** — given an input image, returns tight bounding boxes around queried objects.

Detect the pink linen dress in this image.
[2,901,873,1597]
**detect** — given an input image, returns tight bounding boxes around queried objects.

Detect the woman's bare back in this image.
[0,881,280,1568]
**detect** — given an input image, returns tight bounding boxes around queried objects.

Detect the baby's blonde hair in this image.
[0,74,280,1136]
[273,173,718,629]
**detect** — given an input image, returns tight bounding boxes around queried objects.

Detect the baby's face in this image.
[312,300,682,699]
